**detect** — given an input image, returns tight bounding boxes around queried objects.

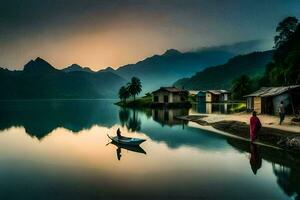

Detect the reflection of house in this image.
[152,87,189,104]
[197,90,231,103]
[152,109,188,126]
[244,85,300,114]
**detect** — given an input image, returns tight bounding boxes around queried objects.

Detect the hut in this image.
[197,90,231,103]
[151,87,190,107]
[244,85,300,114]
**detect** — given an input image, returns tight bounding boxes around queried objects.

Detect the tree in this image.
[118,86,130,103]
[128,77,142,101]
[231,75,252,100]
[274,16,298,49]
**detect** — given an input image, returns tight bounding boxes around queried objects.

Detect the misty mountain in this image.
[62,64,94,73]
[113,49,234,92]
[174,50,273,90]
[0,58,126,99]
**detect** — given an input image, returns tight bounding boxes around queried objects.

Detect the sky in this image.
[1,0,300,70]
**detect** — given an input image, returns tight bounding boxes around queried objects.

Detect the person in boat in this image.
[116,128,122,138]
[250,111,262,142]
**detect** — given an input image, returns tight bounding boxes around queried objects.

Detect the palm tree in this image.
[128,77,142,101]
[118,86,130,103]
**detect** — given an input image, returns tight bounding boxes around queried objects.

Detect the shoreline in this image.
[177,113,300,153]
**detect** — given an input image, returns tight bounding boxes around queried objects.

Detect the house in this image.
[244,85,300,114]
[197,90,231,103]
[152,87,189,104]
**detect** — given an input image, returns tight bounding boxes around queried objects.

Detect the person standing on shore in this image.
[279,101,285,125]
[250,111,262,142]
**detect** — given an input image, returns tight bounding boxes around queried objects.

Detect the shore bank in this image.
[177,113,300,153]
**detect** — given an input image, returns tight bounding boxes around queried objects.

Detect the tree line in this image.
[231,16,300,100]
[118,77,142,102]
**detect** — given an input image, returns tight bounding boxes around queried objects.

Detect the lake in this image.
[0,100,299,200]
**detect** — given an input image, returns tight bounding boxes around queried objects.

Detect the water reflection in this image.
[227,137,300,199]
[109,141,147,161]
[152,108,188,127]
[193,102,241,114]
[119,108,142,132]
[249,143,262,175]
[0,100,119,139]
[1,100,300,199]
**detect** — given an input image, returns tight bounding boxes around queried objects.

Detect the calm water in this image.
[0,100,299,200]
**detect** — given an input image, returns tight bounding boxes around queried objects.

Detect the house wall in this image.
[206,93,212,102]
[253,97,261,113]
[153,92,187,103]
[246,97,253,110]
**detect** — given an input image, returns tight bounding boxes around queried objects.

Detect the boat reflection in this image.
[109,141,147,161]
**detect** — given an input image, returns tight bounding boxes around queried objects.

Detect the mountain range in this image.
[0,58,126,99]
[174,50,274,90]
[0,40,273,99]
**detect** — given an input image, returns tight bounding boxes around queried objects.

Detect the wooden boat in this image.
[107,134,146,146]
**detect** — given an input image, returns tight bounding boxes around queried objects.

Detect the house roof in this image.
[152,87,188,94]
[244,85,300,97]
[207,90,230,95]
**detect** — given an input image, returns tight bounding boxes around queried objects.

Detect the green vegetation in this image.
[118,76,142,104]
[116,95,152,108]
[174,51,273,90]
[263,16,300,86]
[230,16,300,99]
[229,103,246,113]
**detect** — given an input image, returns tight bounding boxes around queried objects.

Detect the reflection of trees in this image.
[119,108,130,127]
[0,100,118,139]
[126,109,141,132]
[273,164,300,200]
[118,108,141,132]
[227,137,300,199]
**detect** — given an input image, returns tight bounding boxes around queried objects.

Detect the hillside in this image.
[0,58,126,99]
[173,50,274,90]
[114,49,234,92]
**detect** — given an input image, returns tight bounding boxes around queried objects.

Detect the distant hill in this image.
[62,64,94,73]
[113,49,234,92]
[173,50,274,90]
[0,58,126,99]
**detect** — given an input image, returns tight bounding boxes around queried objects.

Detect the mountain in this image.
[114,49,234,92]
[0,58,126,99]
[173,50,274,90]
[62,64,94,73]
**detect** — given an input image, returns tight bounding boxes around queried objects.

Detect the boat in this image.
[107,134,146,146]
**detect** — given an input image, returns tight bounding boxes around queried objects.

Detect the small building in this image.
[152,87,189,104]
[244,85,300,114]
[197,90,231,103]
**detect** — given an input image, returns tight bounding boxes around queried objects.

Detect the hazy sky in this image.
[1,0,300,70]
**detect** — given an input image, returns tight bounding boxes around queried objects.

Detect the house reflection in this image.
[193,102,242,114]
[152,109,188,127]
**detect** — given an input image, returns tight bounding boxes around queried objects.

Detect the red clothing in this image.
[250,116,262,142]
